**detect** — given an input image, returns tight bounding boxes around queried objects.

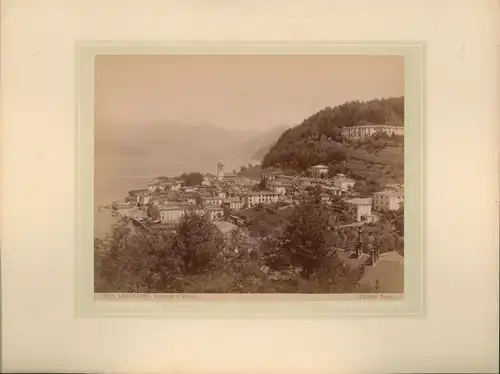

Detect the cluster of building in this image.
[343,182,404,223]
[341,124,404,141]
[110,161,403,229]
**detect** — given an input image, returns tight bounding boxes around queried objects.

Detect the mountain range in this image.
[95,120,286,184]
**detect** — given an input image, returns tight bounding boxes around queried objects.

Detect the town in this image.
[110,161,404,230]
[102,149,404,293]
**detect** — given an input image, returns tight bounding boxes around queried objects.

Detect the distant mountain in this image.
[245,125,290,161]
[94,120,283,181]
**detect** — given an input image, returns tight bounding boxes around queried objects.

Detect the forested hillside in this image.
[262,97,404,192]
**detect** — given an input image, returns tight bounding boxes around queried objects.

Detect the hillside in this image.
[262,97,404,191]
[246,125,290,161]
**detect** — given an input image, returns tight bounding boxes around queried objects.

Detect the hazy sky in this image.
[95,55,404,133]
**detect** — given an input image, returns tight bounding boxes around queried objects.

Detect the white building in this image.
[322,185,343,196]
[243,191,282,208]
[373,190,404,212]
[341,124,404,140]
[200,196,223,206]
[383,183,404,192]
[308,164,329,177]
[333,173,356,191]
[182,186,198,193]
[267,180,287,195]
[344,197,373,222]
[155,204,206,224]
[136,192,152,206]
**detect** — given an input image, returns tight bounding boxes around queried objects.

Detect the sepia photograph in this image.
[93,54,405,295]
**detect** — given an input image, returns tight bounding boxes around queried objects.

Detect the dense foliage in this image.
[237,164,262,179]
[95,198,372,293]
[180,172,204,186]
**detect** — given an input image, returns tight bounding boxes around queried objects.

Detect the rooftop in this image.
[213,221,237,235]
[358,251,404,293]
[202,196,222,200]
[247,191,281,196]
[310,164,328,169]
[374,190,404,197]
[342,124,404,129]
[223,197,242,203]
[344,198,372,205]
[385,183,404,188]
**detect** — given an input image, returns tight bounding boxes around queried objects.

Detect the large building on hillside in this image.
[373,190,404,212]
[308,164,329,177]
[341,124,404,140]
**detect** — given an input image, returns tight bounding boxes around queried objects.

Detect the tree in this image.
[277,196,337,278]
[170,211,225,275]
[180,172,204,186]
[392,207,404,236]
[94,218,177,293]
[223,205,231,220]
[261,96,403,173]
[258,178,268,191]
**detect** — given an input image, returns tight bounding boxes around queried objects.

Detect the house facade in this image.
[341,125,404,140]
[243,191,281,208]
[333,173,356,191]
[344,197,373,222]
[222,197,244,211]
[373,190,404,212]
[308,164,329,177]
[383,183,404,192]
[200,196,223,207]
[155,205,206,224]
[223,173,240,184]
[267,180,287,195]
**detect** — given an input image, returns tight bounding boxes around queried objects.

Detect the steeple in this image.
[216,160,224,181]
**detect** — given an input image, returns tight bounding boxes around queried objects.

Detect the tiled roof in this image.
[342,124,404,129]
[374,190,404,197]
[358,251,404,293]
[310,164,328,168]
[344,198,372,205]
[213,221,237,234]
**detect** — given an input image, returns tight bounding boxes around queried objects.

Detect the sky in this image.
[94,54,404,134]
